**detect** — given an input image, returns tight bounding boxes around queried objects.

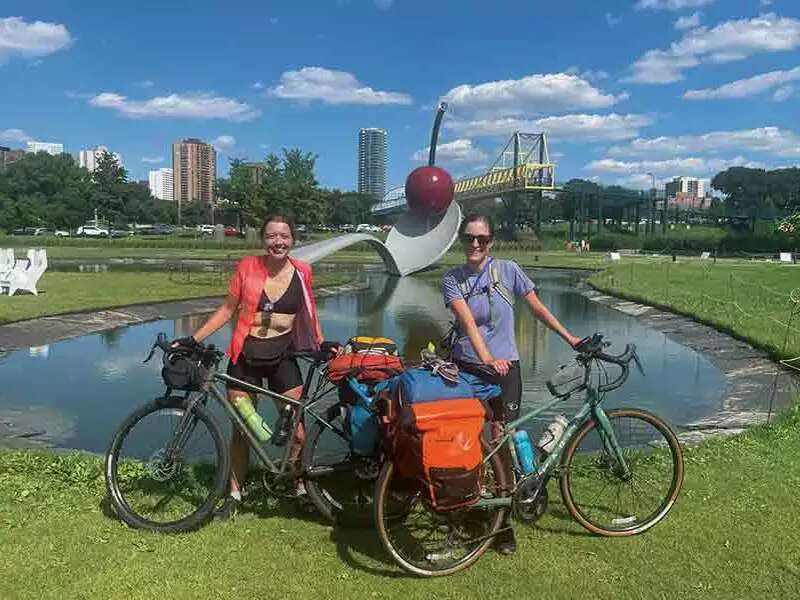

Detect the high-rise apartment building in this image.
[26,141,63,156]
[149,168,175,201]
[358,128,387,201]
[172,139,217,206]
[665,176,705,199]
[0,146,25,171]
[79,145,123,172]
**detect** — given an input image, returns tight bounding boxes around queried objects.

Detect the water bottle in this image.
[271,405,294,447]
[538,415,568,454]
[512,430,537,475]
[232,397,270,443]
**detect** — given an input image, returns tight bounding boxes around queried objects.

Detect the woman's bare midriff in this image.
[248,311,296,339]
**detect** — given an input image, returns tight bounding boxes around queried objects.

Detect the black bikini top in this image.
[258,270,302,314]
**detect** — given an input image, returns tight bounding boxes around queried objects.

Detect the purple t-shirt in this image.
[441,259,536,363]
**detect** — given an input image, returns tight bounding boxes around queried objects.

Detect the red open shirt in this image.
[226,255,321,364]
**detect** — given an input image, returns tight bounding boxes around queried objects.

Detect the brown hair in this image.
[260,214,296,239]
[458,213,495,239]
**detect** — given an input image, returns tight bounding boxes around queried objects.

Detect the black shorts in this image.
[226,337,303,394]
[456,360,522,422]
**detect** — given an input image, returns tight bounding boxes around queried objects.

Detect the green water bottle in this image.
[232,397,270,442]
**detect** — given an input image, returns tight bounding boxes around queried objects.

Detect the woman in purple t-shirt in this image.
[441,213,581,554]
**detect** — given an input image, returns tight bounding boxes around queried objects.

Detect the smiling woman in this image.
[177,212,329,517]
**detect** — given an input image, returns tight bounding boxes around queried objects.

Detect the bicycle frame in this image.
[173,356,346,480]
[476,382,630,509]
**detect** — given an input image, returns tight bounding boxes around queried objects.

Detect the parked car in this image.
[54,229,70,237]
[223,226,238,237]
[10,227,37,236]
[77,225,109,237]
[33,228,54,236]
[197,224,216,235]
[109,229,132,238]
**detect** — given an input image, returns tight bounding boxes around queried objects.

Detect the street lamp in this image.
[646,172,656,234]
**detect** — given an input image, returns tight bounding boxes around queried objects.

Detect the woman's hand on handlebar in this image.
[171,335,199,349]
[566,334,584,350]
[487,358,511,376]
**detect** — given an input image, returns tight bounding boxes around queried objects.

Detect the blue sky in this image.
[1,0,799,192]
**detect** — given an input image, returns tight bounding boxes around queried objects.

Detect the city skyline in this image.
[1,2,799,193]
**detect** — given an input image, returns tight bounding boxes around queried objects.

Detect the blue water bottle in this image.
[512,430,537,475]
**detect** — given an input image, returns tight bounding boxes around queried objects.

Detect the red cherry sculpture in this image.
[405,165,454,215]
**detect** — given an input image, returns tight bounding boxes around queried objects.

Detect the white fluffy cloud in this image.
[412,139,487,164]
[0,128,31,143]
[626,14,800,84]
[211,135,236,151]
[586,156,765,176]
[447,113,652,142]
[675,12,702,30]
[608,127,800,158]
[684,66,800,100]
[605,13,623,28]
[440,72,626,118]
[0,16,72,63]
[137,80,154,89]
[89,92,260,121]
[141,156,164,164]
[772,85,795,102]
[635,0,715,10]
[269,67,413,105]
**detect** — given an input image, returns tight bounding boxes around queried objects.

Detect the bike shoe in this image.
[492,527,517,555]
[214,496,241,521]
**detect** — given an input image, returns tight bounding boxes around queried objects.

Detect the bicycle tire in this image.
[302,406,377,524]
[105,398,230,533]
[559,408,683,537]
[374,445,509,577]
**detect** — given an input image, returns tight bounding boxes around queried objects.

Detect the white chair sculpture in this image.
[609,252,622,262]
[780,252,793,264]
[700,251,711,260]
[1,248,48,296]
[0,248,14,279]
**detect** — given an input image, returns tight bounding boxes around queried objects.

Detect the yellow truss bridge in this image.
[373,132,554,215]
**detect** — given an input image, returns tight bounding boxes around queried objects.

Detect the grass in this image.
[0,272,351,325]
[589,260,800,361]
[2,247,799,597]
[0,405,798,599]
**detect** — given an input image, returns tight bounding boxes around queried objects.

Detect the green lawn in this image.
[589,260,800,361]
[0,407,798,599]
[0,272,350,325]
[1,247,799,598]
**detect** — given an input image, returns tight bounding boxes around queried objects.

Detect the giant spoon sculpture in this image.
[293,103,461,276]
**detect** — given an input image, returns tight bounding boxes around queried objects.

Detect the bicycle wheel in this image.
[560,408,683,537]
[105,398,230,533]
[303,406,378,524]
[374,445,509,577]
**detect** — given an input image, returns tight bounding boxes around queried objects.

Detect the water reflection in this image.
[0,268,730,452]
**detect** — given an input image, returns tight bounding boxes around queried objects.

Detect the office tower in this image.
[26,141,63,155]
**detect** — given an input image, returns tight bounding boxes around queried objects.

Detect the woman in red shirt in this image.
[180,214,325,518]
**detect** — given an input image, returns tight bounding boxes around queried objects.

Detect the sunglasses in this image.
[459,234,493,246]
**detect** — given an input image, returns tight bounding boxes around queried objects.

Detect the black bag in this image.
[161,350,206,391]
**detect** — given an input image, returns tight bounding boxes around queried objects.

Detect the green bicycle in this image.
[374,333,685,577]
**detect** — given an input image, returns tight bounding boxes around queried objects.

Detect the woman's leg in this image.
[278,385,305,463]
[227,389,255,496]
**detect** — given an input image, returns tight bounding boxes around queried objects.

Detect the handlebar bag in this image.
[161,350,206,391]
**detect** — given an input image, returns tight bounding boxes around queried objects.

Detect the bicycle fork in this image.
[592,406,632,479]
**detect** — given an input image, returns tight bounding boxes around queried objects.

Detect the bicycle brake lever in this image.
[632,350,645,376]
[143,344,157,364]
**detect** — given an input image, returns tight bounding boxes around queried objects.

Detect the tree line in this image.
[0,149,377,231]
